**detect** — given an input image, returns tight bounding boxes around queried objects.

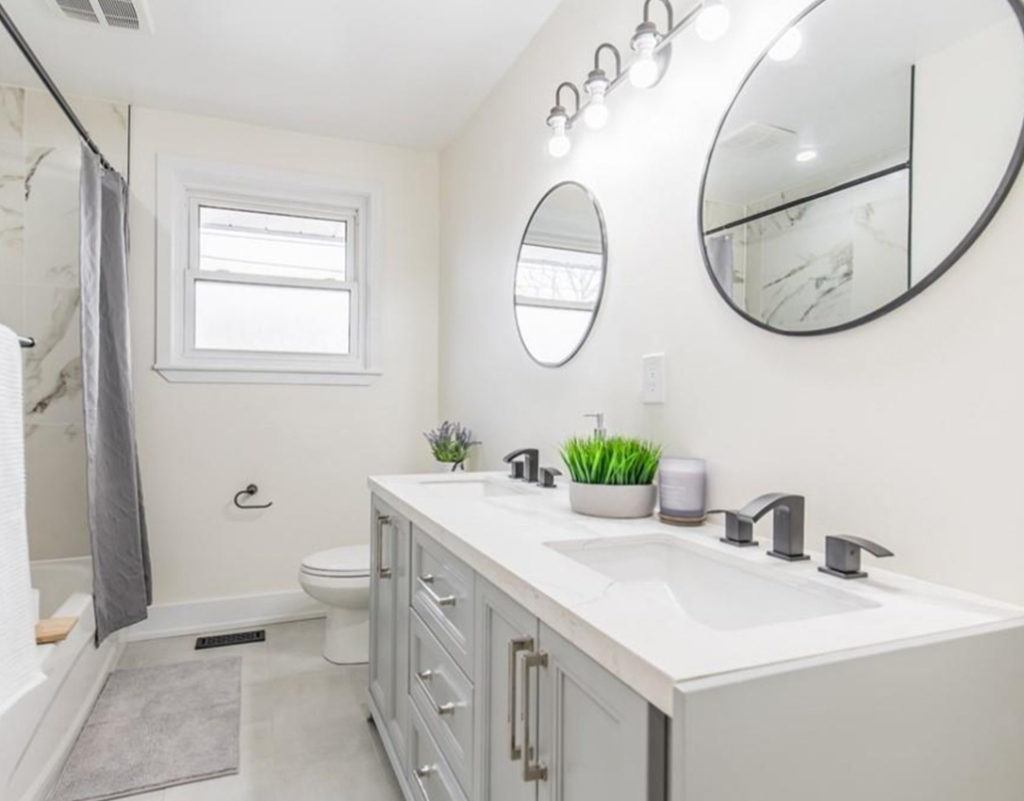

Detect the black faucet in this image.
[819,535,893,579]
[503,448,539,483]
[721,493,808,560]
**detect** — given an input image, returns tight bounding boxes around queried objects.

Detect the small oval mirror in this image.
[514,182,607,366]
[700,0,1024,335]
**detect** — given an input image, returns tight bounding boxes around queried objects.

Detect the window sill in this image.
[153,363,382,386]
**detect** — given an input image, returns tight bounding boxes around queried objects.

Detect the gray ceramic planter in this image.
[569,482,657,519]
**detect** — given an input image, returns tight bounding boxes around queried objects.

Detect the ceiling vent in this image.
[48,0,153,31]
[719,122,796,152]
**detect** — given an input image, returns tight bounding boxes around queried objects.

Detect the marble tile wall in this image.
[0,83,128,560]
[739,171,910,332]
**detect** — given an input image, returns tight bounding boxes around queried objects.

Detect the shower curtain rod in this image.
[0,2,118,174]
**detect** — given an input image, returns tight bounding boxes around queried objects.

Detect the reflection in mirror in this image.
[701,0,1024,334]
[515,182,606,366]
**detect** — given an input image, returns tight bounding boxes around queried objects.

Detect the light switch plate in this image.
[642,353,666,404]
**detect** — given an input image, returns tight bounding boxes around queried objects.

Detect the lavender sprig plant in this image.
[424,421,480,468]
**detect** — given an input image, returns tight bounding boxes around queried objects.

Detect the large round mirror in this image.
[514,182,607,365]
[700,0,1024,335]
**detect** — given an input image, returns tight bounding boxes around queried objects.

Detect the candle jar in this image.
[658,457,707,525]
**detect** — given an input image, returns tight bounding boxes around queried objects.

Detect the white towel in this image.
[0,325,42,715]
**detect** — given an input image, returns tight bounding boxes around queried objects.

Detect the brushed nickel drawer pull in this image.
[507,637,533,761]
[521,650,549,783]
[413,764,437,799]
[375,514,392,580]
[416,666,461,719]
[419,575,457,607]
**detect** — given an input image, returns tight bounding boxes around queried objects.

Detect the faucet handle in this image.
[538,467,562,489]
[819,535,893,580]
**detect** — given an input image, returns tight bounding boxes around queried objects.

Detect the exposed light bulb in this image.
[796,148,818,163]
[547,116,571,158]
[769,27,803,62]
[584,97,609,130]
[583,72,610,130]
[695,0,731,42]
[630,28,660,89]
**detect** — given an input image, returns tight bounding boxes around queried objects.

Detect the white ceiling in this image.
[0,0,563,148]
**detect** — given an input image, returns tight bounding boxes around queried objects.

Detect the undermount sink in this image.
[415,477,529,499]
[548,535,878,631]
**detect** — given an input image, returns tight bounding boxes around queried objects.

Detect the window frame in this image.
[155,157,381,385]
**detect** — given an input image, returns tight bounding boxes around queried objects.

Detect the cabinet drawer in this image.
[409,703,469,801]
[410,610,474,793]
[412,528,475,678]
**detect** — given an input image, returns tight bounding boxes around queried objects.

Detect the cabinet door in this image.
[534,623,658,801]
[389,514,412,768]
[474,579,539,801]
[368,500,395,720]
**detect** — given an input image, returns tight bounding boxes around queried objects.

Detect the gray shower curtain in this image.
[79,145,151,643]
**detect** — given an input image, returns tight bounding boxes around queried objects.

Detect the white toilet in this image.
[298,545,370,664]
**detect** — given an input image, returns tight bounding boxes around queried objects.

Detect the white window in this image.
[156,158,379,384]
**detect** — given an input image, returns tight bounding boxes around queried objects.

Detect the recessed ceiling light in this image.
[796,149,818,163]
[769,27,803,62]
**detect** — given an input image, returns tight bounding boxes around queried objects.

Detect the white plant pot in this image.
[569,482,657,519]
[434,460,465,473]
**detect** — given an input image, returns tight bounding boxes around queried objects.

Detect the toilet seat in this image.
[300,545,369,578]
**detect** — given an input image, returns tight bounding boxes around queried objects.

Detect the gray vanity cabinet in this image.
[475,579,663,801]
[369,499,412,771]
[369,496,664,801]
[536,623,660,801]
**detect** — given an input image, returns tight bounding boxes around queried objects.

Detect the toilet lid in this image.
[301,545,370,578]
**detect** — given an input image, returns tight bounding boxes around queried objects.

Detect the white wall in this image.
[129,107,439,604]
[912,15,1024,283]
[440,0,1024,605]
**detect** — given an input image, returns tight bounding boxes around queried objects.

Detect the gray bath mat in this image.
[49,657,241,801]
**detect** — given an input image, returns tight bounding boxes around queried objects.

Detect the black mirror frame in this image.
[513,180,609,367]
[697,0,1024,337]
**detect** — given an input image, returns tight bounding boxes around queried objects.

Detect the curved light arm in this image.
[642,0,675,32]
[593,42,622,79]
[555,81,581,116]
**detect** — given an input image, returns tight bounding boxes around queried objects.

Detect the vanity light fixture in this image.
[544,1,731,151]
[547,82,580,158]
[583,43,622,130]
[769,26,803,62]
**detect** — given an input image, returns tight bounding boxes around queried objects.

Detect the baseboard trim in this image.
[122,589,325,642]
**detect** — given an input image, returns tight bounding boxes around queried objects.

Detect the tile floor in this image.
[115,619,404,801]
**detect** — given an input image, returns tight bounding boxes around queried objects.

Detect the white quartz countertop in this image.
[369,472,1024,714]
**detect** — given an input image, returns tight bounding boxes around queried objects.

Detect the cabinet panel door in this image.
[369,500,396,720]
[389,514,412,769]
[474,579,539,801]
[535,623,653,801]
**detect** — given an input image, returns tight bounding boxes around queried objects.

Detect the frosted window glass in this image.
[514,306,593,365]
[194,281,350,355]
[198,206,347,281]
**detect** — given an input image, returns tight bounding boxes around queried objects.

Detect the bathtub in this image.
[0,556,121,801]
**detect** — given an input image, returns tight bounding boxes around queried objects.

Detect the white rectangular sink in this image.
[548,534,877,631]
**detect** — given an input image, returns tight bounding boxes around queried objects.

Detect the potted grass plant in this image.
[561,435,662,518]
[424,421,480,472]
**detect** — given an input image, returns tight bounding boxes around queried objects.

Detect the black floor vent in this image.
[195,629,266,650]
